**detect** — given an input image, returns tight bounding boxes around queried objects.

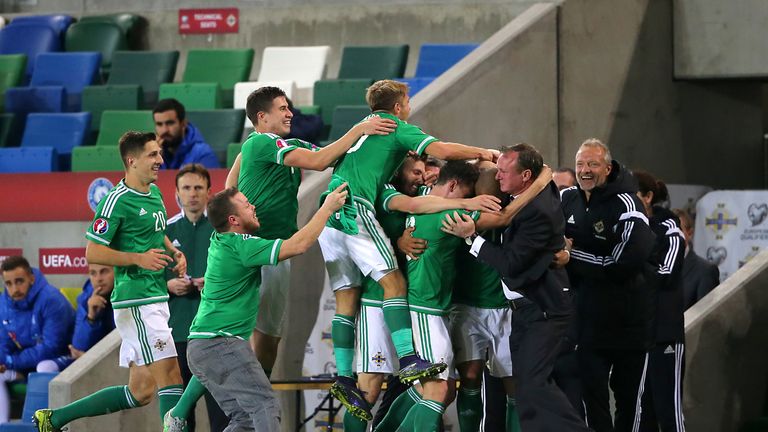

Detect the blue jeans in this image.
[187,337,280,432]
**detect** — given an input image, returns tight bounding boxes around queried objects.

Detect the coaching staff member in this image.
[561,139,655,432]
[443,143,589,431]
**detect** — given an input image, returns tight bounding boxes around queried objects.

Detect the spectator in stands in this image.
[0,256,75,423]
[68,263,116,360]
[554,167,577,191]
[153,98,220,169]
[672,208,720,309]
[165,163,228,432]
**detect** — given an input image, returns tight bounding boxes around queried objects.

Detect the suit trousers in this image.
[509,300,590,432]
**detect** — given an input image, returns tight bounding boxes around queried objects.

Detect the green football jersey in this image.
[188,232,282,340]
[406,209,480,316]
[332,112,438,211]
[361,185,407,305]
[85,180,169,309]
[453,229,508,309]
[238,132,316,239]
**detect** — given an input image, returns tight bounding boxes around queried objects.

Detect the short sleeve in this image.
[378,184,403,213]
[245,133,299,166]
[238,235,283,267]
[85,193,122,246]
[287,138,319,152]
[395,122,438,155]
[469,210,481,222]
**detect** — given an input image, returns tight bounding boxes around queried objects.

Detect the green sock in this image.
[50,385,140,428]
[457,386,483,432]
[170,376,206,419]
[332,314,356,377]
[400,399,444,432]
[374,386,422,432]
[344,409,368,431]
[157,384,184,420]
[382,297,415,358]
[506,396,521,432]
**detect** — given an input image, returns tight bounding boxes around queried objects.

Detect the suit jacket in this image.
[476,182,572,316]
[682,250,720,310]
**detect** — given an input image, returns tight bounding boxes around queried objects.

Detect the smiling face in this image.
[575,145,612,193]
[397,159,426,196]
[257,96,293,137]
[129,139,164,183]
[231,192,260,232]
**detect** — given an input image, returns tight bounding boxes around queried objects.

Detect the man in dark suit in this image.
[672,209,720,309]
[443,143,590,431]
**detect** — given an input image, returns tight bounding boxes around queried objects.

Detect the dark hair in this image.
[176,163,211,189]
[634,170,669,205]
[207,187,240,233]
[425,157,444,169]
[118,131,157,168]
[500,143,543,178]
[555,167,576,179]
[672,208,693,231]
[435,160,479,190]
[391,153,428,191]
[1,256,32,274]
[246,87,287,124]
[153,98,186,121]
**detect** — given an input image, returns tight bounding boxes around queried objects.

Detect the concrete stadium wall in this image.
[684,250,768,431]
[674,0,768,78]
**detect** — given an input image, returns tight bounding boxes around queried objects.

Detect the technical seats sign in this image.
[39,248,88,274]
[179,8,239,34]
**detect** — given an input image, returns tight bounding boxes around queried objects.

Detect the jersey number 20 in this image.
[152,211,166,231]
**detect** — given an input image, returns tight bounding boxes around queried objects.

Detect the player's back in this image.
[333,112,436,210]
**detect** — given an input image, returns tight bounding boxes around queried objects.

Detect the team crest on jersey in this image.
[93,218,109,234]
[154,339,167,352]
[593,220,605,234]
[87,177,114,212]
[275,138,288,149]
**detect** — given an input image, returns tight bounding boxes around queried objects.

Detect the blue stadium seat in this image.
[414,43,478,78]
[21,112,90,170]
[31,52,101,111]
[5,86,65,115]
[0,147,58,173]
[403,43,478,95]
[0,372,58,431]
[9,15,74,40]
[0,24,61,79]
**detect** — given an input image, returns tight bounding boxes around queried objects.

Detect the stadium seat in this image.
[65,21,127,74]
[257,46,330,105]
[233,80,295,127]
[0,147,58,173]
[400,43,478,95]
[59,287,81,309]
[82,85,141,133]
[79,14,146,50]
[71,145,124,172]
[0,24,61,79]
[337,45,409,80]
[4,86,65,117]
[159,83,221,110]
[95,110,153,147]
[0,54,27,111]
[9,15,74,40]
[322,105,370,146]
[107,50,178,108]
[226,142,242,168]
[313,78,372,132]
[296,105,320,115]
[26,52,101,112]
[186,109,246,166]
[0,372,58,432]
[0,113,19,148]
[21,112,90,170]
[182,49,254,108]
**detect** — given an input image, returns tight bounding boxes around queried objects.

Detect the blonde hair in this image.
[578,138,612,164]
[366,80,409,112]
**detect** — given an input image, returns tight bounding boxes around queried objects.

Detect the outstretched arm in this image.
[424,141,499,162]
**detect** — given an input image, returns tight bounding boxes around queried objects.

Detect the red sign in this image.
[0,169,228,223]
[179,8,239,34]
[39,248,88,275]
[0,249,23,264]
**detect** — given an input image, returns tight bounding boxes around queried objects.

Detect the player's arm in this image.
[86,241,172,271]
[386,194,501,215]
[424,141,498,162]
[278,183,348,260]
[475,165,553,230]
[225,154,241,189]
[283,116,396,170]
